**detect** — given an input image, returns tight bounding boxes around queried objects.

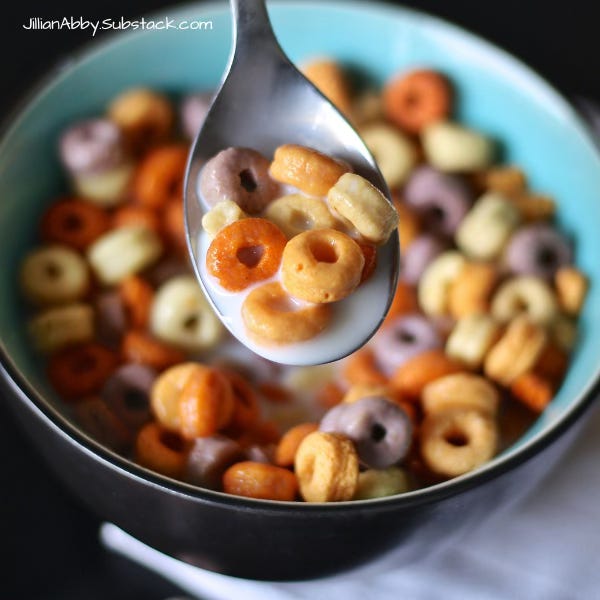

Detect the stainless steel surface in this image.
[184,0,399,365]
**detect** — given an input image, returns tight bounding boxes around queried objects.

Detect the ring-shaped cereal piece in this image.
[119,275,154,329]
[206,218,287,292]
[420,408,497,478]
[40,198,110,250]
[220,369,261,431]
[121,330,186,371]
[281,229,364,303]
[47,342,117,399]
[447,262,499,319]
[112,205,161,234]
[269,144,350,197]
[242,282,331,344]
[135,422,189,479]
[222,461,298,501]
[383,69,452,134]
[133,144,188,209]
[264,194,339,239]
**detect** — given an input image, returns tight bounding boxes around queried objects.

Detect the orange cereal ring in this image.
[48,343,117,399]
[119,275,154,329]
[510,372,553,413]
[383,69,452,134]
[223,461,298,501]
[133,144,188,209]
[257,381,292,404]
[302,59,353,117]
[220,369,261,430]
[391,349,464,400]
[112,205,161,234]
[40,197,110,250]
[342,347,387,386]
[269,144,349,197]
[275,422,319,467]
[281,229,364,303]
[135,422,189,479]
[162,199,186,254]
[242,282,331,344]
[316,381,345,409]
[448,262,498,319]
[121,330,186,371]
[358,242,377,284]
[382,281,418,328]
[206,218,287,292]
[394,197,421,253]
[235,420,281,447]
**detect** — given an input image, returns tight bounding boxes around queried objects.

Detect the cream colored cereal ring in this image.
[264,194,339,239]
[269,144,349,197]
[73,162,134,207]
[456,192,521,261]
[201,200,247,237]
[422,373,500,417]
[87,225,163,286]
[360,123,417,189]
[418,250,466,316]
[281,229,364,303]
[420,408,498,478]
[555,267,588,316]
[242,281,331,344]
[353,467,410,500]
[20,245,90,306]
[150,275,223,352]
[28,303,94,353]
[294,431,359,502]
[328,173,398,245]
[445,313,501,369]
[484,315,547,386]
[422,121,494,172]
[491,276,558,325]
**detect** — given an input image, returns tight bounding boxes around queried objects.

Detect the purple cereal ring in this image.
[95,291,127,347]
[320,397,412,469]
[199,147,281,214]
[372,315,441,376]
[181,92,213,140]
[101,364,156,429]
[404,165,472,236]
[59,118,125,175]
[505,224,573,279]
[244,444,276,464]
[186,435,243,489]
[401,234,448,284]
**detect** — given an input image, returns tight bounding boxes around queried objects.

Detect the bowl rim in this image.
[1,0,599,513]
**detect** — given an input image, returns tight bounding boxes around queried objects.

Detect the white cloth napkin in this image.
[100,402,600,600]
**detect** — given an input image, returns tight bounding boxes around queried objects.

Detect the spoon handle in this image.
[230,0,282,57]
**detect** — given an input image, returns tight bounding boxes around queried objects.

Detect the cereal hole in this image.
[370,422,387,442]
[444,429,469,447]
[309,239,338,263]
[236,245,264,268]
[123,388,148,410]
[63,214,83,231]
[183,314,200,331]
[44,261,61,279]
[396,330,416,344]
[160,430,186,453]
[536,246,557,268]
[239,169,258,192]
[72,355,98,374]
[290,209,314,231]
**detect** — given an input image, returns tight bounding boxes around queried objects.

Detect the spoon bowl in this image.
[184,0,399,365]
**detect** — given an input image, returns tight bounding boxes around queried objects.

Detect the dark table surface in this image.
[2,1,599,598]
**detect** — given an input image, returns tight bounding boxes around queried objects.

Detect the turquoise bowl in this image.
[1,0,599,580]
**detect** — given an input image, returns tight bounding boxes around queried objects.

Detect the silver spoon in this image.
[184,0,399,366]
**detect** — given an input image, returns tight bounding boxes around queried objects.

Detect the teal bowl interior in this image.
[1,0,599,480]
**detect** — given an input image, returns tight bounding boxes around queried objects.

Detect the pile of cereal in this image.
[18,60,588,503]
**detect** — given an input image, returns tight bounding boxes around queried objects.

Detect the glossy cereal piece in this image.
[395,200,421,253]
[48,342,117,399]
[420,408,497,478]
[342,347,387,387]
[417,251,466,316]
[447,262,498,319]
[20,245,90,306]
[133,144,188,209]
[135,422,189,479]
[206,218,287,292]
[242,281,331,344]
[28,303,95,353]
[510,372,554,413]
[269,144,349,197]
[223,461,298,501]
[178,366,234,439]
[400,234,448,286]
[360,122,417,189]
[445,313,501,369]
[275,422,319,467]
[119,275,153,330]
[108,88,174,153]
[390,349,464,400]
[358,242,377,283]
[475,165,528,196]
[295,431,359,502]
[200,147,281,214]
[221,369,261,431]
[150,275,223,352]
[354,467,411,500]
[235,420,281,448]
[112,205,162,234]
[41,198,110,250]
[382,69,452,134]
[422,373,500,417]
[151,362,202,431]
[185,435,243,489]
[484,315,547,386]
[302,59,353,117]
[74,398,132,452]
[87,225,163,286]
[383,281,419,327]
[509,193,556,222]
[342,383,393,405]
[328,173,398,245]
[491,276,558,326]
[121,330,186,371]
[555,267,588,316]
[264,194,339,239]
[281,229,364,303]
[201,200,247,237]
[73,163,134,207]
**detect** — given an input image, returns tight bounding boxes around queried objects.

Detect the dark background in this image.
[1,1,599,598]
